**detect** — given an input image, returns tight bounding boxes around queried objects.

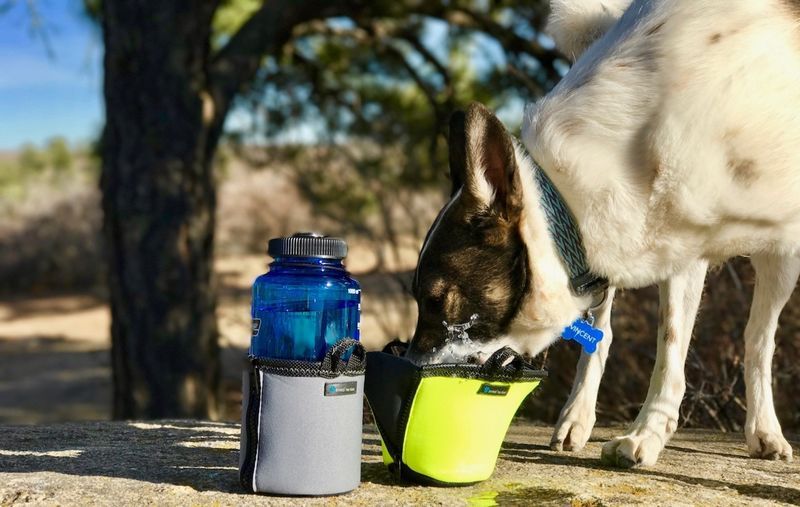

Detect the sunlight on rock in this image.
[128,422,238,436]
[0,449,83,458]
[173,465,237,471]
[176,440,237,450]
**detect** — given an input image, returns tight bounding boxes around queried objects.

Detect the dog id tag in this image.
[562,319,604,354]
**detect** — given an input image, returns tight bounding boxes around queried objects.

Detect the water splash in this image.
[428,313,483,363]
[443,313,479,343]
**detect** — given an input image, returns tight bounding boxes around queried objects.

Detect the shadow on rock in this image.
[497,439,800,505]
[0,420,242,493]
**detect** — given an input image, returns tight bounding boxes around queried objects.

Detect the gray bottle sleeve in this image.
[239,340,365,496]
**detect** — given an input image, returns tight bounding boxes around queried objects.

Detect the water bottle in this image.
[250,233,361,360]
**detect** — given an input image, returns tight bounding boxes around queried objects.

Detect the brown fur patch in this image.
[444,288,464,316]
[646,21,666,36]
[719,213,778,228]
[560,117,587,137]
[782,0,800,17]
[660,302,674,343]
[651,156,664,177]
[429,279,447,298]
[728,158,758,186]
[485,281,510,305]
[709,32,722,44]
[482,224,513,247]
[723,128,741,142]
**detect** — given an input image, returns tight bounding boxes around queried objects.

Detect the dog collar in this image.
[532,162,609,297]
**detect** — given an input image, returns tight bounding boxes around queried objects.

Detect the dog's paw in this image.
[600,432,666,468]
[551,407,595,452]
[747,430,793,462]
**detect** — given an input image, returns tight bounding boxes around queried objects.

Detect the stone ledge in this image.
[0,421,797,506]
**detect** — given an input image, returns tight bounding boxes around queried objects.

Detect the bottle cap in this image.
[268,232,348,260]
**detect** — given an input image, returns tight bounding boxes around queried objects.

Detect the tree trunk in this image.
[101,1,222,419]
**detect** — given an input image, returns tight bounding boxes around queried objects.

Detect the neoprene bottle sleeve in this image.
[239,339,365,495]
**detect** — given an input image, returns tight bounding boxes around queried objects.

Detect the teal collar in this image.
[532,163,608,297]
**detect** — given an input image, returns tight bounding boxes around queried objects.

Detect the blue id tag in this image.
[562,319,604,354]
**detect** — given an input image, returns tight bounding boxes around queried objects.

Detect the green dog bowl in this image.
[365,347,546,486]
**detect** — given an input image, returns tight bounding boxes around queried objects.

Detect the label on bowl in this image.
[477,383,510,396]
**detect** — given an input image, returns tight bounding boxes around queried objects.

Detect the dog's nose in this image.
[404,343,423,364]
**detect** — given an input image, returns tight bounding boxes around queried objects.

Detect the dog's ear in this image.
[461,102,523,220]
[448,110,467,197]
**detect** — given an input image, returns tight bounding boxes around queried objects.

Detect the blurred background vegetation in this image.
[0,0,797,432]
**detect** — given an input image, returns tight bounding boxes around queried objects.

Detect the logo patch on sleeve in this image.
[251,318,261,336]
[477,383,510,396]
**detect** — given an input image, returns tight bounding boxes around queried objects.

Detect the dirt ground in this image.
[0,248,418,424]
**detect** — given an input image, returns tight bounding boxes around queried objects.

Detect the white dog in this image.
[407,0,799,467]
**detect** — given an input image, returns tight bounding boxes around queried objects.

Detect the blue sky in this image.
[0,3,540,151]
[0,1,102,150]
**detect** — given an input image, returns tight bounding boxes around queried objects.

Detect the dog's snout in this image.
[467,351,489,365]
[405,331,444,364]
[403,344,424,364]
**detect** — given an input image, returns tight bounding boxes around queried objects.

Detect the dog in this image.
[407,0,800,467]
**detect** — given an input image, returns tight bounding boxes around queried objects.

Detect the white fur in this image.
[743,254,799,461]
[511,0,800,466]
[547,0,634,60]
[551,286,616,452]
[468,120,501,206]
[602,258,707,466]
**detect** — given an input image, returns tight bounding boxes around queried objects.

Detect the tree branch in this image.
[395,28,451,90]
[417,3,564,87]
[209,0,364,123]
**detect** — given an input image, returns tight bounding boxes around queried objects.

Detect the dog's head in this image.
[407,103,583,364]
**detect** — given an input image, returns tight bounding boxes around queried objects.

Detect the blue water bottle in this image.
[250,233,361,360]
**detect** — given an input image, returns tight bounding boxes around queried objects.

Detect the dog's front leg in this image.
[551,287,616,452]
[744,253,800,462]
[601,259,708,467]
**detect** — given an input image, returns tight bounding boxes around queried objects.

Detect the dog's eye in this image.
[423,296,444,314]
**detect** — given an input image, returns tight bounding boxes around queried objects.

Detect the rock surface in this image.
[0,420,797,506]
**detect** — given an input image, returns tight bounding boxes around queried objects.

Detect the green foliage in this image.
[212,0,261,47]
[45,137,73,171]
[0,140,93,200]
[18,143,47,173]
[224,1,564,228]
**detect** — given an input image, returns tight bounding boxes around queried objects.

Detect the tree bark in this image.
[101,0,222,419]
[98,0,450,419]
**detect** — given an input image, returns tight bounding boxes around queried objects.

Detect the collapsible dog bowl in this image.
[365,347,546,486]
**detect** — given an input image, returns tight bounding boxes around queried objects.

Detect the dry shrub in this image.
[0,158,322,291]
[0,177,104,293]
[216,160,316,255]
